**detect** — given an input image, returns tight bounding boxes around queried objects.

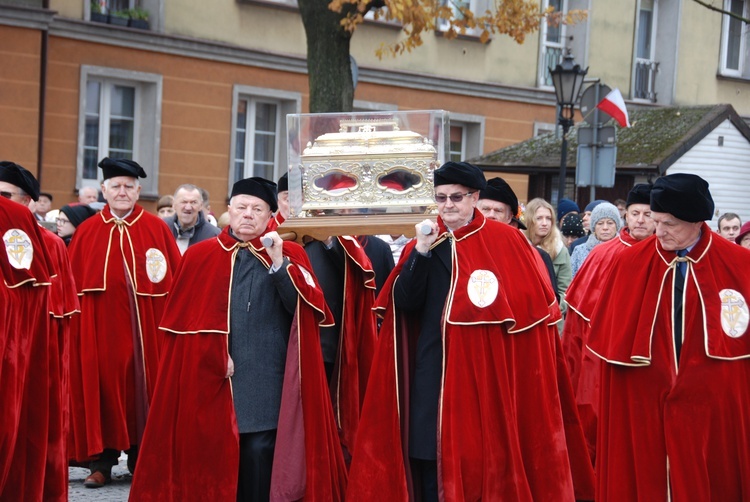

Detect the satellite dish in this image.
[580,83,612,126]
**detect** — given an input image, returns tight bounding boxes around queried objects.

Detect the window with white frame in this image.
[77,66,162,197]
[633,0,659,101]
[539,0,567,87]
[438,0,485,35]
[533,122,557,136]
[447,113,485,161]
[230,86,301,189]
[720,0,749,78]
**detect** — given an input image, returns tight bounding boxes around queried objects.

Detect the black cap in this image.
[626,183,652,207]
[0,161,41,201]
[231,177,278,212]
[98,157,147,180]
[650,173,714,223]
[478,177,526,229]
[277,172,288,193]
[433,161,487,191]
[61,204,98,228]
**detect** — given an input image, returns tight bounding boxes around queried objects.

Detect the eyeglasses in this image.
[434,191,475,204]
[1,190,19,199]
[56,218,71,225]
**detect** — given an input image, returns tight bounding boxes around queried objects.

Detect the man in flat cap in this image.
[587,173,750,500]
[348,161,594,501]
[562,183,655,464]
[67,157,181,488]
[130,177,347,501]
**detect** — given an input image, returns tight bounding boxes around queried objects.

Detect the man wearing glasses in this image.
[348,161,594,501]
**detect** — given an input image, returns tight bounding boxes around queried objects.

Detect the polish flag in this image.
[596,88,631,128]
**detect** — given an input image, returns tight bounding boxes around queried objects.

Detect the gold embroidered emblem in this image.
[467,269,498,308]
[719,289,749,338]
[145,248,167,283]
[3,229,33,270]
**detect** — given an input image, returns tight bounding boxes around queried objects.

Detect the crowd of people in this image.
[2,156,750,502]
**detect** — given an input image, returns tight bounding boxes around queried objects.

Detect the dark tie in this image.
[673,249,688,361]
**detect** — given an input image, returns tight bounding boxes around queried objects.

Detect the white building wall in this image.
[667,119,750,229]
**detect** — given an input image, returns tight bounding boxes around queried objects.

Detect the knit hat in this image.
[560,213,585,238]
[60,204,98,228]
[590,202,622,233]
[584,199,607,213]
[557,198,579,222]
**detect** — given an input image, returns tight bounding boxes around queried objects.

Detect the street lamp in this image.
[549,52,588,205]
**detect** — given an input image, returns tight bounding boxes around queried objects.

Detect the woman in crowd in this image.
[525,198,572,313]
[56,204,98,246]
[569,202,622,276]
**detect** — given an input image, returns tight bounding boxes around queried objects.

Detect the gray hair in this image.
[102,178,140,189]
[173,184,201,198]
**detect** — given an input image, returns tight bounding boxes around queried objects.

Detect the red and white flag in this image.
[596,88,630,128]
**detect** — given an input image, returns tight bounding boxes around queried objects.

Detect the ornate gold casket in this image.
[281,111,447,241]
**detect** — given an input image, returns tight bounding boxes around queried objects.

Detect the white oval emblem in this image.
[298,265,316,288]
[4,228,34,270]
[467,269,498,308]
[719,289,749,338]
[145,248,167,283]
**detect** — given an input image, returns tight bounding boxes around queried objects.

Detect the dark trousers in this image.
[410,457,438,502]
[89,448,119,476]
[238,429,277,502]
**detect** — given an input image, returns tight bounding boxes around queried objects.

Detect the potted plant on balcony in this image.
[90,1,107,23]
[127,7,150,30]
[108,9,130,27]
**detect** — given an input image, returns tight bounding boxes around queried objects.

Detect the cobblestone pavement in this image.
[68,454,131,501]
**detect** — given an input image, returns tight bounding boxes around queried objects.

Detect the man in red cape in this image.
[275,172,378,459]
[588,173,750,500]
[0,162,79,501]
[347,162,594,501]
[67,158,181,487]
[0,193,53,499]
[561,183,654,464]
[129,177,347,501]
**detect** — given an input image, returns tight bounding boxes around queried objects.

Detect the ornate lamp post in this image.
[549,52,588,204]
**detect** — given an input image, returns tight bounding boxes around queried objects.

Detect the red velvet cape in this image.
[561,228,637,464]
[67,205,181,460]
[0,199,52,498]
[129,227,347,501]
[330,236,377,459]
[347,211,594,501]
[588,225,750,501]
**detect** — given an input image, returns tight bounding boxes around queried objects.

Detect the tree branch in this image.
[691,0,750,23]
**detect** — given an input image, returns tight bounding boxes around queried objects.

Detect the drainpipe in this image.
[37,0,50,185]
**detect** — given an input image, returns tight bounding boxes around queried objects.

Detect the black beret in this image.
[479,177,519,215]
[626,183,652,207]
[433,161,487,191]
[0,161,41,201]
[98,157,147,180]
[277,172,288,193]
[231,177,278,212]
[650,173,714,222]
[61,204,98,228]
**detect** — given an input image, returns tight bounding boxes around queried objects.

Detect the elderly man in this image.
[587,174,750,500]
[129,177,346,501]
[78,186,99,204]
[0,162,79,501]
[67,158,180,488]
[716,211,742,241]
[562,183,655,463]
[348,162,594,501]
[163,183,220,254]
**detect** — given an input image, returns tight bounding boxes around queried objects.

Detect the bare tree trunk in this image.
[298,0,354,113]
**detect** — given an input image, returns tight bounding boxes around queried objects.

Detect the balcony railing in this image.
[542,46,563,87]
[634,59,659,102]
